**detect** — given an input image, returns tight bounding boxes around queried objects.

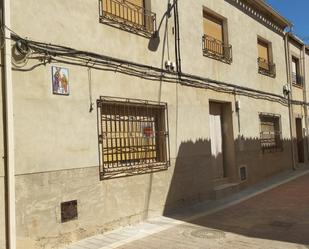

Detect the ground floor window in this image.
[97,96,170,180]
[259,113,283,153]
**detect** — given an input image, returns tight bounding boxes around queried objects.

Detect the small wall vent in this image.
[239,165,247,181]
[61,200,78,223]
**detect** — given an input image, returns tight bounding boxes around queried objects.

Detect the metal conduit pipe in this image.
[2,0,16,248]
[284,29,296,171]
[302,45,309,160]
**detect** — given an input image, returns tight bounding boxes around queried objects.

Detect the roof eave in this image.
[249,0,292,29]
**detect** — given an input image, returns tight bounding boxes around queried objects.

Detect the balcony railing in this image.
[292,72,303,87]
[99,0,156,37]
[202,35,232,64]
[258,57,276,78]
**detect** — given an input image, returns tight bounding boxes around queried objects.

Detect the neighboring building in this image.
[0,0,309,248]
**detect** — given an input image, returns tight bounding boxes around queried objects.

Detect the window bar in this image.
[122,105,126,164]
[150,107,155,162]
[102,105,106,170]
[114,104,119,168]
[130,7,133,25]
[165,103,170,165]
[160,109,165,162]
[155,111,160,163]
[110,103,114,168]
[98,101,103,177]
[125,102,130,167]
[135,104,139,165]
[114,104,118,168]
[130,103,135,167]
[145,103,149,164]
[121,2,124,19]
[126,5,129,25]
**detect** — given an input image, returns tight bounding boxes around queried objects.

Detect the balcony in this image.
[99,0,156,37]
[258,57,276,78]
[292,72,303,87]
[202,35,232,64]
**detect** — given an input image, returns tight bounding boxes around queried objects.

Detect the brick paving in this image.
[116,174,309,249]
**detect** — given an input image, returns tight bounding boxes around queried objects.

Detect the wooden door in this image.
[296,118,304,163]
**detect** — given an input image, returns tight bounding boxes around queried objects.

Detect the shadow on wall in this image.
[161,136,309,245]
[163,136,293,214]
[163,139,213,213]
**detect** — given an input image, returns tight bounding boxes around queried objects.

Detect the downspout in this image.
[173,0,179,73]
[284,29,296,170]
[2,0,16,248]
[302,45,309,160]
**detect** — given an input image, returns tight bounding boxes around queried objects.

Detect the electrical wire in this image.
[6,29,309,108]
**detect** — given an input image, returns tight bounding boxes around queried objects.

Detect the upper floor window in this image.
[292,56,302,87]
[99,0,156,37]
[257,38,276,78]
[259,113,282,153]
[202,9,232,64]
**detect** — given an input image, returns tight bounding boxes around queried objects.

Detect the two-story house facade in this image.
[0,0,309,249]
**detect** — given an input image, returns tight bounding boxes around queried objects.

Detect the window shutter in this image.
[258,40,269,62]
[128,0,144,8]
[203,12,223,42]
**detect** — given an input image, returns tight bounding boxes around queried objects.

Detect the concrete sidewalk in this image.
[65,167,309,249]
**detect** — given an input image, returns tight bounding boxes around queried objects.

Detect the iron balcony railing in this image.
[258,57,276,78]
[292,72,303,87]
[99,0,156,37]
[202,35,232,63]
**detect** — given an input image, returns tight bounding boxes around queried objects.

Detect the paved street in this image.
[116,173,309,249]
[66,169,309,249]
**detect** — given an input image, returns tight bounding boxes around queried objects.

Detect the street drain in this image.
[269,221,294,229]
[190,228,225,239]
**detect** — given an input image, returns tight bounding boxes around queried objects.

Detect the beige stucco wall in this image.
[8,0,299,248]
[0,176,5,249]
[0,52,5,249]
[179,0,287,97]
[11,0,174,70]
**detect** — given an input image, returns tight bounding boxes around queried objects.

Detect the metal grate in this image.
[258,57,276,78]
[292,72,303,86]
[259,114,283,153]
[61,200,78,223]
[99,0,156,37]
[239,166,247,181]
[97,96,170,180]
[202,35,232,64]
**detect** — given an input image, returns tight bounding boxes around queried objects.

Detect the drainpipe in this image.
[2,0,16,248]
[302,45,309,160]
[284,29,296,170]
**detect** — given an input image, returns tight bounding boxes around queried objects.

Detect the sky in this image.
[266,0,309,40]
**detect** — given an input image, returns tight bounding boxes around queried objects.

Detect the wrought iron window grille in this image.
[259,113,283,153]
[292,72,303,87]
[99,0,156,38]
[258,57,276,78]
[202,35,232,64]
[97,96,170,180]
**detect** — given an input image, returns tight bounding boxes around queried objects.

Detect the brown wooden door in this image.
[296,118,304,163]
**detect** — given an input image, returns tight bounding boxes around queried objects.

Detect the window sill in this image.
[203,50,232,64]
[258,68,276,78]
[100,162,170,180]
[261,146,283,154]
[292,83,303,89]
